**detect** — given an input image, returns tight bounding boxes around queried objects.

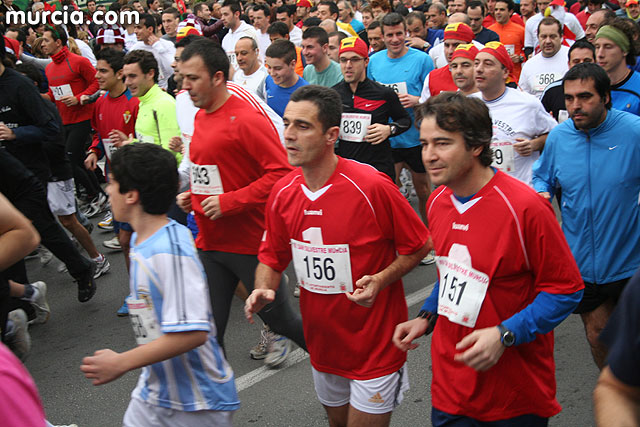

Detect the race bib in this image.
[51,84,73,101]
[490,140,516,173]
[339,113,371,142]
[227,52,238,69]
[291,239,353,294]
[136,132,155,144]
[127,297,162,345]
[102,138,117,162]
[557,109,569,123]
[436,256,490,328]
[505,44,515,55]
[380,81,408,95]
[190,164,224,195]
[533,72,562,92]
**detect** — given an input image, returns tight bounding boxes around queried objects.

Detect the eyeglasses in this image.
[339,57,365,64]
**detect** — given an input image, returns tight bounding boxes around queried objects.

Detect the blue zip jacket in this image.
[532,109,640,284]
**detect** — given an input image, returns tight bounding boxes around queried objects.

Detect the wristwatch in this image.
[497,323,515,347]
[389,124,398,136]
[422,41,431,51]
[417,309,438,335]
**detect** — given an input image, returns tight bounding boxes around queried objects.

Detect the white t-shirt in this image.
[256,30,271,63]
[518,46,569,99]
[75,38,97,66]
[221,21,259,70]
[524,12,585,49]
[130,39,176,90]
[124,30,137,52]
[290,25,303,47]
[471,87,557,186]
[232,66,268,100]
[429,39,484,69]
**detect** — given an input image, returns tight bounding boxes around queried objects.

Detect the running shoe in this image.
[93,254,110,279]
[6,309,31,361]
[117,299,129,317]
[57,262,68,273]
[39,247,53,265]
[264,335,292,368]
[98,212,114,231]
[102,236,121,250]
[250,324,274,360]
[420,250,436,265]
[84,193,108,218]
[28,281,50,325]
[76,262,97,303]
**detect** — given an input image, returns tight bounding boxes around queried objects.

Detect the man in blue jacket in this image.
[532,63,640,369]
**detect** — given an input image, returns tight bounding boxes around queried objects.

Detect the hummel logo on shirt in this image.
[368,392,385,404]
[452,222,469,231]
[304,209,323,216]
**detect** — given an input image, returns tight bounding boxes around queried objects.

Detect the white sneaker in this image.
[420,250,436,265]
[57,262,68,273]
[102,236,121,250]
[264,334,292,368]
[28,281,50,325]
[249,324,273,360]
[98,211,113,231]
[39,247,53,265]
[93,254,110,279]
[7,309,31,361]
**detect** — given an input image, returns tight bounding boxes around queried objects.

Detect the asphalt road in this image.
[22,201,600,427]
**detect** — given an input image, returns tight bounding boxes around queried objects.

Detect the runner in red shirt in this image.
[393,92,584,425]
[246,85,431,426]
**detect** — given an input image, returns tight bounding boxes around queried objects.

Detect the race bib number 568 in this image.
[436,256,490,328]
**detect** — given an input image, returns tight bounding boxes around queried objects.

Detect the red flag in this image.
[176,0,186,14]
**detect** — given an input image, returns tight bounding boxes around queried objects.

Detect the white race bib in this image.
[533,72,562,92]
[339,113,371,142]
[102,138,117,162]
[505,44,515,55]
[136,132,155,144]
[127,297,162,345]
[436,256,490,328]
[557,109,569,123]
[490,140,516,173]
[51,84,73,101]
[291,239,353,294]
[190,164,224,195]
[380,81,408,95]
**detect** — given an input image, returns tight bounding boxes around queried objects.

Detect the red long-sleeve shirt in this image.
[45,47,99,125]
[189,95,293,254]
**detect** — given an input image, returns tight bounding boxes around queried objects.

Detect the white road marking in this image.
[235,283,436,392]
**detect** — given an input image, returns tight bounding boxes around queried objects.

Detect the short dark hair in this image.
[162,6,180,18]
[146,0,155,7]
[429,2,447,14]
[302,26,329,45]
[538,16,562,36]
[221,0,241,14]
[193,2,208,14]
[252,3,271,17]
[467,0,486,16]
[495,0,514,11]
[15,63,43,86]
[180,38,229,80]
[318,1,339,17]
[381,12,406,32]
[406,11,426,26]
[96,47,126,73]
[276,4,294,16]
[328,31,347,43]
[367,20,382,31]
[138,13,157,30]
[124,50,159,83]
[568,39,595,61]
[44,24,68,47]
[289,85,342,131]
[415,92,493,167]
[267,21,290,37]
[563,62,612,109]
[87,0,96,4]
[303,17,322,27]
[175,34,202,49]
[265,39,297,63]
[110,143,178,215]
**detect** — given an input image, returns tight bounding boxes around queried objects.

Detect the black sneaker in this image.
[77,261,98,303]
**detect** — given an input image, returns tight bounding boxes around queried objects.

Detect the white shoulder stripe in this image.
[428,186,447,217]
[339,173,376,220]
[272,175,301,211]
[493,185,531,270]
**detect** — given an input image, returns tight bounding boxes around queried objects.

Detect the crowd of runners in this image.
[0,0,639,425]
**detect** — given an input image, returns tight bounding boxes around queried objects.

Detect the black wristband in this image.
[417,310,438,335]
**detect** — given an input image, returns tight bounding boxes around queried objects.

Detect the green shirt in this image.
[135,84,182,163]
[303,60,343,87]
